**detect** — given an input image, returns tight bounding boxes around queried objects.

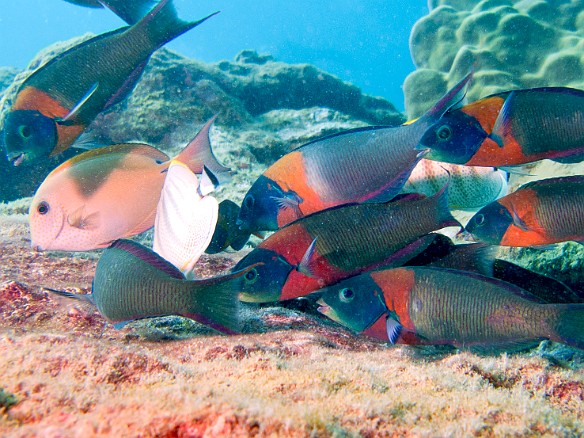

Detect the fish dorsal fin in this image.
[423,71,473,121]
[175,115,231,178]
[109,239,185,280]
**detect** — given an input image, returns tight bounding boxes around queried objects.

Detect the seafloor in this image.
[1,213,584,436]
[2,0,584,435]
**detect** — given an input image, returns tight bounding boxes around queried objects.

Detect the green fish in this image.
[4,0,216,165]
[47,239,256,334]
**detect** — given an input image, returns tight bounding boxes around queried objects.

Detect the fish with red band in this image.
[236,73,473,234]
[466,175,584,247]
[3,0,217,165]
[417,87,584,167]
[235,182,460,303]
[317,266,584,350]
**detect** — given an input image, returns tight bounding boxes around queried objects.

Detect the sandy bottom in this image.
[1,215,583,437]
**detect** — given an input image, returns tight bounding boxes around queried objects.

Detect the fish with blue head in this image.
[466,175,584,247]
[317,266,584,350]
[418,87,584,167]
[235,181,460,303]
[236,72,473,234]
[3,0,217,165]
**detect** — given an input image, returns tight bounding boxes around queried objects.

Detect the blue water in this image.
[0,0,428,109]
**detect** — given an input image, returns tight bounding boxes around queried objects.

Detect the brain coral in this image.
[404,0,584,118]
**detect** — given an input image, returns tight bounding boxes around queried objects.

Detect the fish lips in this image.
[7,151,26,166]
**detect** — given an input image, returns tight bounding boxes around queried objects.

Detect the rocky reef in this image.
[0,216,583,436]
[404,0,584,118]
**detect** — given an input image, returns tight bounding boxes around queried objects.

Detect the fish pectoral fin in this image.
[56,82,99,125]
[297,237,319,278]
[386,316,403,345]
[490,91,515,148]
[67,206,100,230]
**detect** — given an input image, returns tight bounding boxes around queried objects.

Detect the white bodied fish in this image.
[402,159,508,210]
[153,160,219,278]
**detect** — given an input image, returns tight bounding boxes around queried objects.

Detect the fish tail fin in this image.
[175,116,232,183]
[184,264,261,334]
[206,200,252,254]
[550,304,584,349]
[432,178,461,229]
[44,287,96,305]
[136,0,219,50]
[419,72,473,125]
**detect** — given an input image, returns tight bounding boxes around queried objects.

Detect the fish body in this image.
[235,184,459,303]
[4,0,215,164]
[466,176,584,246]
[29,118,226,251]
[60,239,246,333]
[402,159,507,209]
[63,0,159,24]
[236,73,472,233]
[205,200,252,254]
[418,87,584,166]
[317,266,584,349]
[153,161,219,278]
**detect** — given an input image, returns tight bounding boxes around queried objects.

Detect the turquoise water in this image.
[0,0,428,108]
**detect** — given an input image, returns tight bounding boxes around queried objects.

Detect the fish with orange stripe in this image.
[235,183,459,303]
[417,87,584,167]
[236,73,473,234]
[3,0,216,165]
[465,175,584,247]
[317,266,584,350]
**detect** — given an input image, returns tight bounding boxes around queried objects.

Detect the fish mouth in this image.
[8,152,26,166]
[316,298,330,315]
[457,229,477,242]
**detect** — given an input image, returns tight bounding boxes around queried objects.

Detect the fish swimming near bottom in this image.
[46,239,257,334]
[465,175,584,246]
[317,266,584,350]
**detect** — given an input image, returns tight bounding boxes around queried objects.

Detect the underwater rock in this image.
[404,0,584,118]
[0,67,18,101]
[0,37,403,202]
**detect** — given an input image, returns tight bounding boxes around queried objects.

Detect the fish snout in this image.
[316,298,330,315]
[7,152,25,166]
[457,229,477,242]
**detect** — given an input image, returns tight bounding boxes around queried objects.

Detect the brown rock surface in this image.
[1,216,583,436]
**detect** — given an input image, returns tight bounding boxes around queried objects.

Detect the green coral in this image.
[0,388,17,412]
[405,0,584,118]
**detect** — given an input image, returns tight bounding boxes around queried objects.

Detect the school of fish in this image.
[2,0,583,349]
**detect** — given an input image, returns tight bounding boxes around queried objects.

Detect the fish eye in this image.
[37,201,50,215]
[474,214,485,226]
[244,195,254,210]
[339,287,354,303]
[244,268,258,284]
[19,125,32,139]
[436,125,452,141]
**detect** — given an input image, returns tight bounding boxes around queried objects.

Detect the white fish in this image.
[402,159,508,210]
[153,160,219,278]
